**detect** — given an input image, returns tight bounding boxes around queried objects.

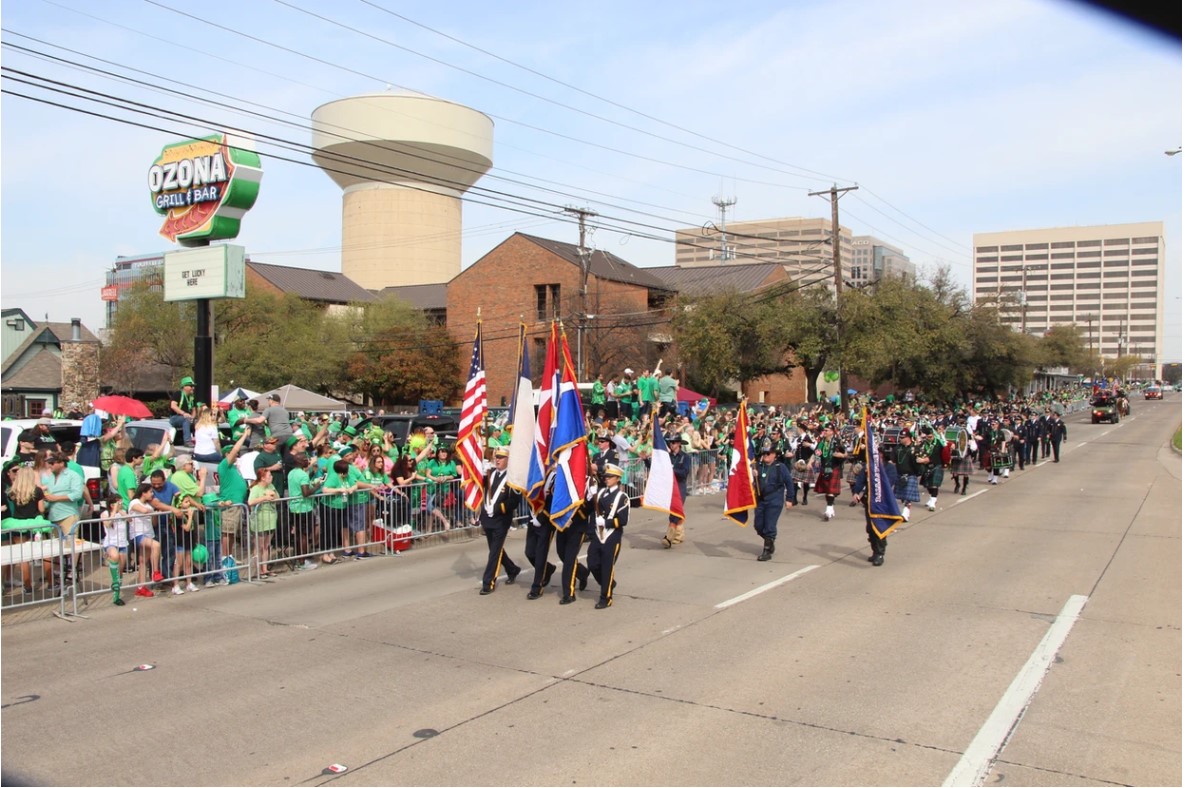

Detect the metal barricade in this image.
[1,523,68,615]
[64,502,254,616]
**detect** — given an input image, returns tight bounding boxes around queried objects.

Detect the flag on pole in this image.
[456,322,487,511]
[641,417,684,522]
[863,408,904,539]
[723,402,756,526]
[507,325,544,500]
[527,322,559,511]
[547,328,588,531]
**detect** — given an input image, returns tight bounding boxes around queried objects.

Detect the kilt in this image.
[949,455,976,475]
[922,466,945,489]
[814,468,843,496]
[895,474,921,503]
[844,460,864,484]
[791,462,818,485]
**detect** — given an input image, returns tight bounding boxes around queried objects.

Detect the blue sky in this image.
[2,0,1180,360]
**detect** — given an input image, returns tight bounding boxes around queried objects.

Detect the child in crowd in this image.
[128,482,162,598]
[99,493,128,606]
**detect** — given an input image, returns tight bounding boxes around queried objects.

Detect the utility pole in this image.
[564,205,597,380]
[809,184,858,412]
[711,195,736,261]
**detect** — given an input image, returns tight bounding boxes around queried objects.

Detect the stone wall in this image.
[60,340,100,411]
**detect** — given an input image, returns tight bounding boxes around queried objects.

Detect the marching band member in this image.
[949,423,977,496]
[524,471,557,600]
[790,424,817,506]
[812,423,847,521]
[894,430,922,521]
[917,425,945,512]
[587,462,629,609]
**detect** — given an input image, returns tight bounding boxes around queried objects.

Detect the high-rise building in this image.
[972,222,1165,377]
[850,236,915,287]
[674,216,851,289]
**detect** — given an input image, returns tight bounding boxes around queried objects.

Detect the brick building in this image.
[447,233,675,406]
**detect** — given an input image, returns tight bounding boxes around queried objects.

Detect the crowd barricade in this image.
[368,478,481,550]
[684,449,726,496]
[1,522,69,614]
[64,503,253,616]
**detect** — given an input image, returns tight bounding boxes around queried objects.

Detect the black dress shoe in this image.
[867,553,876,563]
[527,590,542,600]
[594,599,612,609]
[871,553,884,567]
[559,595,576,605]
[480,587,494,595]
[506,567,520,584]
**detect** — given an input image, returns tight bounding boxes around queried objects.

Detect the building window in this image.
[1131,236,1158,244]
[535,284,561,320]
[1051,242,1075,249]
[976,256,999,264]
[1000,244,1023,251]
[1024,243,1049,250]
[1077,240,1100,247]
[1103,238,1129,246]
[1133,248,1159,256]
[1002,255,1023,262]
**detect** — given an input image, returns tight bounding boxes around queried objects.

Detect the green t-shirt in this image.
[322,469,349,509]
[117,464,139,505]
[228,407,250,440]
[142,456,168,479]
[615,381,634,403]
[286,467,315,514]
[637,375,658,404]
[170,469,201,505]
[425,458,457,496]
[217,459,248,505]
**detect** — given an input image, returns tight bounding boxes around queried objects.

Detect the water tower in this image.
[311,91,494,290]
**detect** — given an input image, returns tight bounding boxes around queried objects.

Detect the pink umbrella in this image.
[91,394,153,419]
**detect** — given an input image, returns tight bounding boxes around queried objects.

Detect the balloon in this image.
[191,544,208,566]
[823,370,839,383]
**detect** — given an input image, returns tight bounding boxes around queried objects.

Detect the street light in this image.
[1167,147,1182,156]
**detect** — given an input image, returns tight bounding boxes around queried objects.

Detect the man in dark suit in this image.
[478,448,521,595]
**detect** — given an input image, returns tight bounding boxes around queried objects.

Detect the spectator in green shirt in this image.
[637,369,658,419]
[117,448,145,506]
[423,445,458,532]
[216,431,249,568]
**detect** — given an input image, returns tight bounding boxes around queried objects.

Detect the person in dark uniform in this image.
[866,502,888,567]
[592,433,619,485]
[478,447,521,595]
[525,472,557,599]
[753,440,794,561]
[587,462,629,609]
[555,476,591,605]
[1047,412,1068,462]
[661,435,692,549]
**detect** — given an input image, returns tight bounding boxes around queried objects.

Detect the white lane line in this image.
[943,594,1089,787]
[953,489,987,505]
[715,565,819,610]
[1073,442,1086,449]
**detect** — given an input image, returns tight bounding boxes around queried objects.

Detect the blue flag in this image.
[863,408,903,539]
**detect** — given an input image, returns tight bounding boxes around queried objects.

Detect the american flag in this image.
[457,323,487,511]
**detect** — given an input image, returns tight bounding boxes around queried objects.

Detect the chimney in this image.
[71,318,81,341]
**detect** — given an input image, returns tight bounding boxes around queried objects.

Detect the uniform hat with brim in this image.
[760,440,775,454]
[666,434,684,444]
[603,463,624,478]
[493,447,510,458]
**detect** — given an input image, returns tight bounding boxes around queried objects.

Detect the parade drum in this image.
[990,451,1012,470]
[882,426,903,446]
[944,427,961,444]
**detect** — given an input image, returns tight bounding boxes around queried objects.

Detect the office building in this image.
[850,236,915,287]
[674,216,852,290]
[972,222,1164,376]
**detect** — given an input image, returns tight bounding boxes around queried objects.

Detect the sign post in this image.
[149,133,261,408]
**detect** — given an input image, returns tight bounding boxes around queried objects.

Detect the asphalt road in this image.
[2,396,1180,787]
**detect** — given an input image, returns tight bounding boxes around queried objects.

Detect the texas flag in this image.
[642,417,684,522]
[723,403,756,526]
[507,324,544,499]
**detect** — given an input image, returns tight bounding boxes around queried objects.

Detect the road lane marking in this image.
[942,594,1089,787]
[715,565,819,610]
[953,490,987,505]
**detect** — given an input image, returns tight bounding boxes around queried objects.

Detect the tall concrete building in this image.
[311,91,493,290]
[674,216,852,290]
[850,235,915,287]
[973,222,1165,377]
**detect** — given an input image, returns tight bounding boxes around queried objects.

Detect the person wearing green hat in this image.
[169,375,198,446]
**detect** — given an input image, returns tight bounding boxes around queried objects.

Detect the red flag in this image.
[456,322,486,511]
[527,322,559,512]
[723,402,756,526]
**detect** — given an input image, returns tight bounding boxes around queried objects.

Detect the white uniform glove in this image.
[595,516,606,528]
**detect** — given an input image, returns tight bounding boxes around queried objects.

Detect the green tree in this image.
[344,297,462,405]
[105,281,193,384]
[670,290,790,396]
[1035,324,1091,372]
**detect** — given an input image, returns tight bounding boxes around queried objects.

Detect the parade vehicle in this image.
[1144,385,1163,400]
[1090,395,1120,424]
